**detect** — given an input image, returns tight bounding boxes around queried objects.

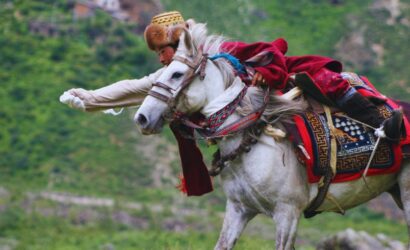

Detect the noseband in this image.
[147,52,208,112]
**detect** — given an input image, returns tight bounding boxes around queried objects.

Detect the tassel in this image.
[176,174,188,194]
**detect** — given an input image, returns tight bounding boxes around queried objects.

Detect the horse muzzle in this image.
[135,111,165,135]
[134,97,167,135]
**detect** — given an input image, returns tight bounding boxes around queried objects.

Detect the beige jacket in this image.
[68,68,165,111]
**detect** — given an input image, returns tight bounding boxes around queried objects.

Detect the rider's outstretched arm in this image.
[61,68,165,112]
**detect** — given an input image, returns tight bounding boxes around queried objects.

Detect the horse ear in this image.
[179,28,194,57]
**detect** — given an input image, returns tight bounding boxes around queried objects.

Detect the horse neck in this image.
[200,75,246,118]
[198,62,247,154]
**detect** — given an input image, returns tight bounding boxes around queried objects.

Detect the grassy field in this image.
[0,206,405,250]
[0,182,406,249]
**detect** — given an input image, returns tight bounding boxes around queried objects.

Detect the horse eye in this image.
[171,72,183,79]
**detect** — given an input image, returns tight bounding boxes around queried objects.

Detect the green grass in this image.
[0,204,277,250]
[0,206,405,250]
[299,207,407,244]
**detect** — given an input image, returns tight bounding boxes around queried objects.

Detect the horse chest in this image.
[220,163,284,212]
[219,137,310,212]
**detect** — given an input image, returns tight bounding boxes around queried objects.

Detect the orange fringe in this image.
[176,174,188,194]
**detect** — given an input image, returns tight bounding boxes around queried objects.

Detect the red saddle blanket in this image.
[293,74,410,183]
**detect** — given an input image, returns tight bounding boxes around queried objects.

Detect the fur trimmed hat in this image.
[144,11,185,51]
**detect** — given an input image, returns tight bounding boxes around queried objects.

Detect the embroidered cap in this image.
[144,11,185,51]
[151,11,185,27]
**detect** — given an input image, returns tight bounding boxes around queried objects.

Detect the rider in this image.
[64,10,403,143]
[61,10,405,196]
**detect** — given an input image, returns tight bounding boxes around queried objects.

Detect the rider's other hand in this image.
[251,72,266,86]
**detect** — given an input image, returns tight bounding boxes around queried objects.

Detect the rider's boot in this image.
[339,92,404,143]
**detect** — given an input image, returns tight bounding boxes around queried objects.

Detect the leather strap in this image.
[147,89,170,104]
[304,105,339,218]
[148,53,208,112]
[324,105,337,176]
[152,81,175,93]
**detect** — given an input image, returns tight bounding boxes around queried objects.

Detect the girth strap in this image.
[304,105,339,218]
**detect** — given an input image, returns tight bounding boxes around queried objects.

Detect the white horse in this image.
[134,23,410,250]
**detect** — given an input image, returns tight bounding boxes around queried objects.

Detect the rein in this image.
[196,85,271,138]
[209,121,266,176]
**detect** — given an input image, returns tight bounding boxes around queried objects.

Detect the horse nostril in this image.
[137,114,148,127]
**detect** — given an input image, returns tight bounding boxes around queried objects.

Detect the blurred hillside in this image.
[0,0,409,249]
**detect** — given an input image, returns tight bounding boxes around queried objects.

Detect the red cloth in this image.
[286,55,342,75]
[170,123,213,196]
[311,68,351,100]
[221,38,289,89]
[222,38,350,100]
[286,55,348,99]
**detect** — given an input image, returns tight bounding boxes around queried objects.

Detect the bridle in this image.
[147,52,208,113]
[146,50,273,176]
[147,51,270,140]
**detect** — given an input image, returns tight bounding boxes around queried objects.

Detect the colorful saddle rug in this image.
[293,73,410,183]
[295,105,401,183]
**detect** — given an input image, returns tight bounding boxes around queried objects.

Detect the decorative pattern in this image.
[304,105,395,176]
[151,11,185,27]
[205,86,248,132]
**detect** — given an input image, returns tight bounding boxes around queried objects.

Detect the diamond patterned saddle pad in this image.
[296,104,403,183]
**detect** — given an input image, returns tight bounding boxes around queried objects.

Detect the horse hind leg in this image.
[397,159,410,249]
[273,202,302,250]
[214,199,256,250]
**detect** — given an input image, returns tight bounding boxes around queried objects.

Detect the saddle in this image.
[295,105,404,184]
[287,72,410,217]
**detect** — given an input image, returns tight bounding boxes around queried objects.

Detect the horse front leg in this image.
[214,199,256,250]
[272,202,302,250]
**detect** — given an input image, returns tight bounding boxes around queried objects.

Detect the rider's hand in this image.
[59,90,86,111]
[251,72,266,86]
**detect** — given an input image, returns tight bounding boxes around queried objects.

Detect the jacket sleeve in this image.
[67,68,164,112]
[221,39,289,89]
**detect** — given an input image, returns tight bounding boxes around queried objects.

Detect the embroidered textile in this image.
[305,105,396,176]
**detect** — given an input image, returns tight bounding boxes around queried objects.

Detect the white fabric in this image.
[201,77,246,117]
[102,108,125,116]
[60,68,165,112]
[374,126,387,138]
[59,91,86,111]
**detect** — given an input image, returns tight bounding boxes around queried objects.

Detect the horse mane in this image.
[237,87,307,125]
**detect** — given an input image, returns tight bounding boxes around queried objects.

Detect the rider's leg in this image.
[337,89,403,143]
[313,68,404,143]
